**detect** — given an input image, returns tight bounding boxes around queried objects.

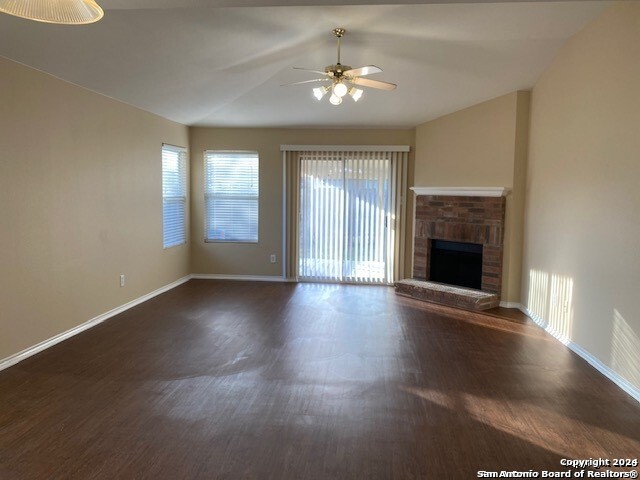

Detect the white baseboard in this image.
[191,274,286,282]
[0,275,191,373]
[519,304,640,404]
[499,301,523,309]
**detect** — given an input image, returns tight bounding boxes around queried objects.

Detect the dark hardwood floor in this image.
[0,280,638,479]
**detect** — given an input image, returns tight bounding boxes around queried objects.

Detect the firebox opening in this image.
[429,239,483,290]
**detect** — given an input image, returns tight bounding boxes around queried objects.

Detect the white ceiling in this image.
[0,1,610,128]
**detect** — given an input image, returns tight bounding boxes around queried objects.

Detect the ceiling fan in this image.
[283,28,397,105]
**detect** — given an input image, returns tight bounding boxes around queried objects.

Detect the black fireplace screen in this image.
[429,239,483,290]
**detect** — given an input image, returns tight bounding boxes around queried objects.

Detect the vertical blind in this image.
[283,146,409,284]
[298,152,391,283]
[343,153,391,283]
[204,151,259,242]
[299,153,346,280]
[162,144,187,248]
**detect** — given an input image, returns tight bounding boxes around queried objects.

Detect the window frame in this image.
[204,150,259,244]
[162,143,188,249]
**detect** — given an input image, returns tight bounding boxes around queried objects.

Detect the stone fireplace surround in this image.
[396,187,508,311]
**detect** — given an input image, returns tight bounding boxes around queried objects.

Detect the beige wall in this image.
[189,128,415,276]
[413,91,530,302]
[3,2,636,399]
[0,56,190,361]
[522,2,640,392]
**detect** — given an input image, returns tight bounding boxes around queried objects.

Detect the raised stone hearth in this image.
[396,187,508,311]
[395,279,500,311]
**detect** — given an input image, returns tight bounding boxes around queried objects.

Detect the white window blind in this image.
[162,144,188,249]
[298,151,391,283]
[204,151,259,243]
[283,146,409,283]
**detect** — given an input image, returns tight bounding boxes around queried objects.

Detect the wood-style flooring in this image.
[0,280,638,479]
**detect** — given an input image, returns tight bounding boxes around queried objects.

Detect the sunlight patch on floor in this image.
[401,385,639,459]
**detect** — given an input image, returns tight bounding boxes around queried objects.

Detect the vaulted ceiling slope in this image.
[0,1,609,128]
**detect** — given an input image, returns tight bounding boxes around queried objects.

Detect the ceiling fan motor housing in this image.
[325,64,352,78]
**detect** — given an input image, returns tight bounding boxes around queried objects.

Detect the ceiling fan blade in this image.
[351,77,397,91]
[281,78,331,87]
[293,67,330,76]
[343,65,382,77]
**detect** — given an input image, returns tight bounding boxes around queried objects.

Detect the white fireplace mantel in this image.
[410,186,510,197]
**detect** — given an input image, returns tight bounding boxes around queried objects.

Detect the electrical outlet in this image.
[120,274,125,287]
[270,254,277,263]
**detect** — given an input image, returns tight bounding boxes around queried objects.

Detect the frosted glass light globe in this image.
[313,87,327,100]
[329,94,343,105]
[349,88,363,102]
[333,82,348,98]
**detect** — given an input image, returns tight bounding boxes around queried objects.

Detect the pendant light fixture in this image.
[0,0,104,24]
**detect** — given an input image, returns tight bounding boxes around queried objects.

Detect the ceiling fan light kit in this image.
[0,0,104,24]
[284,27,396,106]
[333,82,348,97]
[313,86,330,100]
[349,87,363,102]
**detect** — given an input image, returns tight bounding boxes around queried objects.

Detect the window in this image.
[204,151,259,243]
[162,144,188,248]
[282,146,409,283]
[298,151,391,283]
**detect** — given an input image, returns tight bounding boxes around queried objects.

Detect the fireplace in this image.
[430,239,483,290]
[411,187,507,295]
[395,187,508,311]
[397,187,508,311]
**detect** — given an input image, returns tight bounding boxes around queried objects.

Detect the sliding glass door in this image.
[298,152,391,283]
